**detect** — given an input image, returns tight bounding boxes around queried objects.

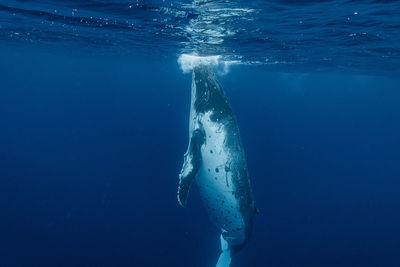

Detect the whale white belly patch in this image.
[195,111,245,235]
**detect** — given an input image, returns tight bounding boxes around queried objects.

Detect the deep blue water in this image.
[1,0,400,266]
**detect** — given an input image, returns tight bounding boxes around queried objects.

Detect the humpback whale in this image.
[178,65,257,267]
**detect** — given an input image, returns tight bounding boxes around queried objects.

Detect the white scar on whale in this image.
[177,56,257,267]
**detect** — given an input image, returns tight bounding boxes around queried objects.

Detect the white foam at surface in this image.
[178,54,240,74]
[178,54,221,73]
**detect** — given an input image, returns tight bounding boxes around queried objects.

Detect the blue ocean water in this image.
[1,0,400,266]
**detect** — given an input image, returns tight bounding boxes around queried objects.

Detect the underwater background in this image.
[1,0,400,266]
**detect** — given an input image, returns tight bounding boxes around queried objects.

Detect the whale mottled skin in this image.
[178,65,257,266]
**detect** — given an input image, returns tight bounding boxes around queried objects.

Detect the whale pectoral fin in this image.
[216,234,231,267]
[178,129,205,207]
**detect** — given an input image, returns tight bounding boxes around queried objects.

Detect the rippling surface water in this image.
[2,1,400,267]
[1,0,399,73]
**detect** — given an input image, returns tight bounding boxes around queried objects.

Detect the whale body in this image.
[178,65,257,266]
